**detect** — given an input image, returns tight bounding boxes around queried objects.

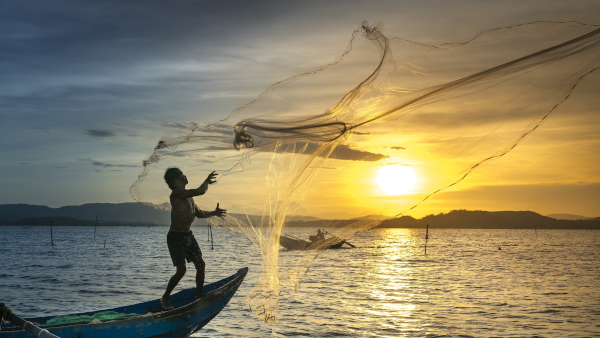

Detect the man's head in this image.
[164,167,188,189]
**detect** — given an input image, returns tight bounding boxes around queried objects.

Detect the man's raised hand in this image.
[215,203,227,218]
[205,171,218,184]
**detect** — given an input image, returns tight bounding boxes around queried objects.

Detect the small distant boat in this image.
[1,268,247,338]
[279,233,346,250]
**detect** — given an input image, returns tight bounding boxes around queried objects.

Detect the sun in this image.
[375,165,418,195]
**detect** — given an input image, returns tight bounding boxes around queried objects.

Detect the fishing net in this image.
[44,311,139,326]
[129,21,600,323]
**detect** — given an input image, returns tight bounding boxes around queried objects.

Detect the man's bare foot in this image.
[160,296,174,310]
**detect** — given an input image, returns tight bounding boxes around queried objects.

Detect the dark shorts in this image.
[167,231,202,266]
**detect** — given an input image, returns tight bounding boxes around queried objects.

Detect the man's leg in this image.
[190,254,205,300]
[161,264,186,309]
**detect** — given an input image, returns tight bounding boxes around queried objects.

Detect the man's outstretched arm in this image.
[196,203,227,218]
[172,171,217,199]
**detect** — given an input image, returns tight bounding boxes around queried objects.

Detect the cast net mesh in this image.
[130,21,600,323]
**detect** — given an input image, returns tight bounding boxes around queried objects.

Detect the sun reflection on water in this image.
[361,228,430,332]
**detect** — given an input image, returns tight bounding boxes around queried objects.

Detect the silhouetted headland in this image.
[375,210,600,230]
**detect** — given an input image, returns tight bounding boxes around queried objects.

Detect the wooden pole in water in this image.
[50,220,54,246]
[425,224,429,255]
[104,239,106,248]
[94,216,97,240]
[210,222,214,250]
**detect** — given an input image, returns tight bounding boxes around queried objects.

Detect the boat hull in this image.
[279,235,344,250]
[1,268,248,338]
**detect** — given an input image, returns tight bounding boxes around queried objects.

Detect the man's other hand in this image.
[215,203,227,218]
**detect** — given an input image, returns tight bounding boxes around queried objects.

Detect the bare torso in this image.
[169,195,198,232]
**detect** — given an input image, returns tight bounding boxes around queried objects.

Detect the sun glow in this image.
[375,165,418,195]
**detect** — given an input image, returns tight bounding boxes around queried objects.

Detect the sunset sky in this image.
[1,0,599,219]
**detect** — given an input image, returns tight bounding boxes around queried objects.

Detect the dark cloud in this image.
[0,0,315,96]
[274,143,388,162]
[391,146,406,150]
[85,129,116,138]
[330,144,388,161]
[79,158,137,168]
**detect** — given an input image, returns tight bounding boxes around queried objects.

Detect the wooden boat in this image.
[1,268,247,338]
[279,235,345,250]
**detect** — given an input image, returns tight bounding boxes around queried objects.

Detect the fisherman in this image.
[317,229,325,241]
[160,168,226,310]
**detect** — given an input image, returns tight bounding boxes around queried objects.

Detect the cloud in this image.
[274,143,388,162]
[85,129,116,138]
[391,146,406,150]
[330,144,388,161]
[79,158,137,168]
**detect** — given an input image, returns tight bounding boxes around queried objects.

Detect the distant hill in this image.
[286,215,321,222]
[10,216,161,227]
[377,210,600,229]
[546,213,595,220]
[351,214,389,221]
[0,203,323,224]
[0,203,193,226]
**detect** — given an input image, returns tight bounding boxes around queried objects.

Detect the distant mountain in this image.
[546,213,595,220]
[377,210,600,229]
[351,214,389,221]
[0,202,326,226]
[10,216,161,227]
[286,215,321,222]
[0,203,176,225]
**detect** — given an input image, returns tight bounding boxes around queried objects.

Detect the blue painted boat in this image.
[1,268,248,338]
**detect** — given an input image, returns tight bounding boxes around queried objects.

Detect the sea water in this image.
[0,226,598,337]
